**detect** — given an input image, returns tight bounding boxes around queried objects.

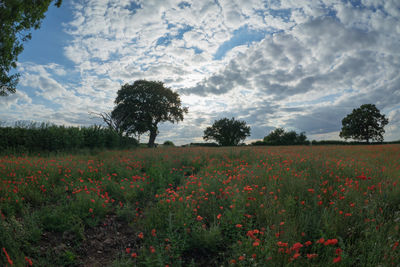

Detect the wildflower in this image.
[252,254,257,259]
[236,224,242,228]
[2,247,13,265]
[304,241,312,246]
[89,208,93,213]
[131,252,137,258]
[324,239,338,246]
[217,214,222,219]
[293,253,301,259]
[277,241,288,247]
[291,242,303,252]
[149,246,155,253]
[125,248,131,253]
[316,238,325,244]
[196,215,203,221]
[138,232,144,239]
[25,256,33,266]
[238,255,245,261]
[307,253,318,259]
[151,229,157,237]
[392,241,399,251]
[253,241,260,246]
[335,248,343,255]
[333,256,342,263]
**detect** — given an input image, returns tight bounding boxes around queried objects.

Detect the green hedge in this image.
[0,123,138,153]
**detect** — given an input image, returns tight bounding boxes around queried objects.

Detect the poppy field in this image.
[1,145,399,266]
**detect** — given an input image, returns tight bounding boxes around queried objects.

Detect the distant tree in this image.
[111,80,188,148]
[263,128,285,145]
[1,0,62,96]
[203,117,250,146]
[263,128,308,145]
[163,140,175,146]
[339,104,388,143]
[296,132,308,144]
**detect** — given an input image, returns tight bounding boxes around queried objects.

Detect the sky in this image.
[1,0,399,145]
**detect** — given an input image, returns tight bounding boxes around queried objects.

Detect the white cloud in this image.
[0,91,32,108]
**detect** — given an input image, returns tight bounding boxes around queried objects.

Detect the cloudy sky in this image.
[1,0,399,144]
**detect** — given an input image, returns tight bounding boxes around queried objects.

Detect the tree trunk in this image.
[148,129,157,148]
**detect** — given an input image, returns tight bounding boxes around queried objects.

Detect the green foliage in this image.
[38,206,85,241]
[110,254,135,267]
[0,122,138,153]
[111,80,188,147]
[340,104,389,143]
[187,142,219,147]
[255,128,309,145]
[163,140,175,146]
[0,0,62,96]
[203,117,250,146]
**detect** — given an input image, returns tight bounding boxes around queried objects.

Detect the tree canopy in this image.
[339,104,388,143]
[203,117,250,146]
[263,128,308,145]
[111,80,188,147]
[0,0,62,96]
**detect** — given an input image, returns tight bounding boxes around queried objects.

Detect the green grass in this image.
[0,146,399,266]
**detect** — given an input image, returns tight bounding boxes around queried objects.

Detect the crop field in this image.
[1,145,399,266]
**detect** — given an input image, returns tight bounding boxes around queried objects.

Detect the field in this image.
[1,145,399,266]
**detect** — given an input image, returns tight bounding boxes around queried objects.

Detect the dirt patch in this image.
[39,214,137,266]
[80,214,136,266]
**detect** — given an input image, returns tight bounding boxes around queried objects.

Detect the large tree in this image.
[339,104,389,143]
[111,80,188,147]
[1,0,62,96]
[203,117,250,146]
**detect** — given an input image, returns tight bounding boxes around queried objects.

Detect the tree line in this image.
[97,80,390,147]
[1,80,392,151]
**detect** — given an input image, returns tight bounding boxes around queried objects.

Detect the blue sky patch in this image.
[213,26,267,60]
[178,2,191,9]
[19,2,75,69]
[156,24,193,47]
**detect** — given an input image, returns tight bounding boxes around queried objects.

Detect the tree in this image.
[263,128,308,145]
[90,111,124,136]
[1,0,62,96]
[263,128,285,145]
[111,80,188,148]
[339,104,389,143]
[163,140,175,146]
[203,117,250,146]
